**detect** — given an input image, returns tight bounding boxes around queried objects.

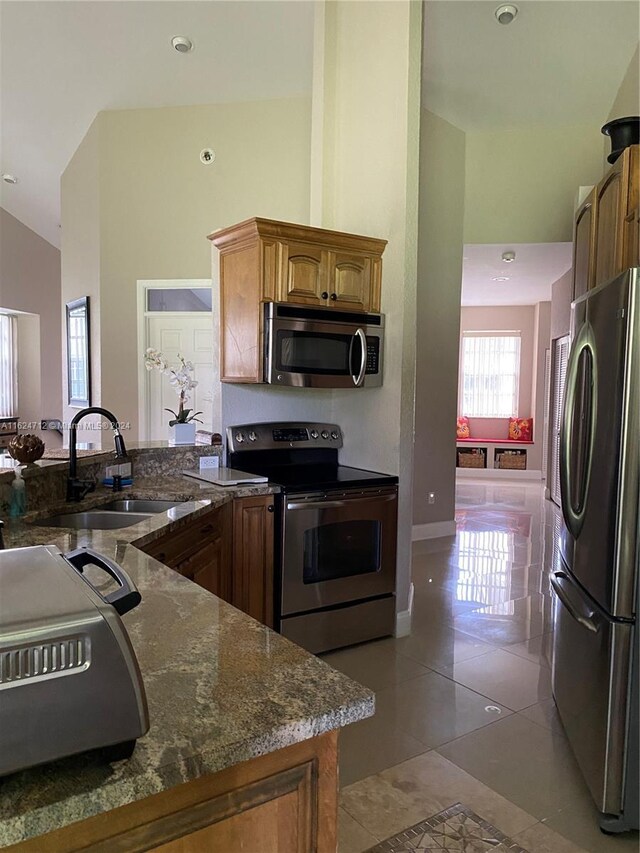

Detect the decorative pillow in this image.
[457,416,471,439]
[508,417,533,441]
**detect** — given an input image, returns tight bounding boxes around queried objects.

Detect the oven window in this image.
[276,331,352,375]
[303,521,381,583]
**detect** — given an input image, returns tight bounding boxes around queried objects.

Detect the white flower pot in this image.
[168,423,196,446]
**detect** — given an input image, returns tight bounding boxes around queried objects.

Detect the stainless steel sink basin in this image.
[33,511,152,530]
[99,499,180,513]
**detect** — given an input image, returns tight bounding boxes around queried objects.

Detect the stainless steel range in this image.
[227,422,398,653]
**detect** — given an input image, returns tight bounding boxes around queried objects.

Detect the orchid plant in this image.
[144,348,203,426]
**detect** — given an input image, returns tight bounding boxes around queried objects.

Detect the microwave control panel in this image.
[366,338,380,374]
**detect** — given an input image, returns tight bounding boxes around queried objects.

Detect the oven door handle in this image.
[349,328,367,387]
[287,494,397,511]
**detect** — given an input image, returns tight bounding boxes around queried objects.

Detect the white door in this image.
[145,315,214,440]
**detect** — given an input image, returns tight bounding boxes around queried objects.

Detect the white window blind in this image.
[0,313,17,418]
[460,333,521,418]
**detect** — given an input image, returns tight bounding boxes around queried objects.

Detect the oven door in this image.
[281,487,397,615]
[265,308,383,388]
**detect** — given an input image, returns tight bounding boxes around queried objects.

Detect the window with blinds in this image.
[459,333,521,418]
[0,314,17,418]
[550,335,570,506]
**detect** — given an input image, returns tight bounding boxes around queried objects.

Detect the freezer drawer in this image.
[551,569,633,815]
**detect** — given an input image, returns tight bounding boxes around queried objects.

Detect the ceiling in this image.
[423,1,639,131]
[0,1,314,247]
[461,242,572,306]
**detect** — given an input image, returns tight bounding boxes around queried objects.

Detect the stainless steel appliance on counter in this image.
[0,545,149,776]
[552,268,639,833]
[227,422,398,653]
[264,303,384,388]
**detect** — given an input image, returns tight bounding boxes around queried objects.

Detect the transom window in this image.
[460,332,521,418]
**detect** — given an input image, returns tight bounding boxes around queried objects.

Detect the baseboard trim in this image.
[412,520,457,541]
[456,468,543,481]
[395,582,414,637]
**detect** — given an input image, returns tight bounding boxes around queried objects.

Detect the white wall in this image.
[0,208,62,445]
[313,0,422,615]
[413,110,466,528]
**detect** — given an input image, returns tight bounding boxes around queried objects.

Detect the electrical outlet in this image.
[428,492,436,504]
[199,455,220,470]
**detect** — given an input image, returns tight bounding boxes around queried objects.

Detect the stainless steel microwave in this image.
[264,302,384,388]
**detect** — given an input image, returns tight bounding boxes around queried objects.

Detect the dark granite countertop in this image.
[0,475,374,847]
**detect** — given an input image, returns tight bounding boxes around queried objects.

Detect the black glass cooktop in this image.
[237,463,397,493]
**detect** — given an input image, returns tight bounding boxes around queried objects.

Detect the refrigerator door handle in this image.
[551,571,600,634]
[559,322,597,538]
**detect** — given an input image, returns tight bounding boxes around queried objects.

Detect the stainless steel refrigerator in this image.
[552,267,639,834]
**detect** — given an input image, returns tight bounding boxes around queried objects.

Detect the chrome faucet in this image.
[67,407,127,502]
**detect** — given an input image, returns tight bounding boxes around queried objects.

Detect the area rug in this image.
[364,802,529,852]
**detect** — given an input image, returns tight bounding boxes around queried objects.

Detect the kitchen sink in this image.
[99,500,180,513]
[33,511,153,530]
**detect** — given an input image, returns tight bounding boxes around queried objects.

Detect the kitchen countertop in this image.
[0,475,375,848]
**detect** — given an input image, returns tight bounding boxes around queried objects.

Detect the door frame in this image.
[136,279,213,441]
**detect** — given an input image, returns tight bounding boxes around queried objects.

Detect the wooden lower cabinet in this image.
[139,503,233,603]
[10,732,339,853]
[232,494,275,628]
[140,496,276,628]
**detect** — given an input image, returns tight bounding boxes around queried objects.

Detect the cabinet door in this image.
[279,242,328,305]
[573,189,596,299]
[327,252,373,311]
[232,495,275,627]
[623,146,639,269]
[594,152,630,289]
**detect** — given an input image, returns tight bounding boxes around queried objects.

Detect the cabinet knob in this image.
[330,293,337,301]
[267,505,275,513]
[321,291,329,300]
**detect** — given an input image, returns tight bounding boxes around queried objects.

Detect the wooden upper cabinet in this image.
[209,218,387,382]
[623,145,640,269]
[573,188,597,299]
[280,241,327,305]
[593,147,631,289]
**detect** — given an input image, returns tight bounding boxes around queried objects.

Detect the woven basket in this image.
[498,454,526,470]
[458,452,485,469]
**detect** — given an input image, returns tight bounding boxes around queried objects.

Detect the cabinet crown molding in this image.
[208,217,388,256]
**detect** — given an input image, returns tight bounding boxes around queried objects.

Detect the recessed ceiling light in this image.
[495,4,518,25]
[2,174,18,184]
[501,251,516,263]
[171,35,194,53]
[492,276,510,282]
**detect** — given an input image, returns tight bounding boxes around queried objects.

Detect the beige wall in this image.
[0,207,62,445]
[459,303,550,471]
[464,124,605,245]
[61,118,102,444]
[16,314,42,437]
[61,97,316,440]
[604,43,640,165]
[313,0,422,615]
[413,110,466,527]
[550,269,573,341]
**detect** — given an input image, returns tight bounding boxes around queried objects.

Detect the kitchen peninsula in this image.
[0,454,374,851]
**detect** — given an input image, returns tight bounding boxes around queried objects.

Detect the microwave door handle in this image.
[352,328,367,387]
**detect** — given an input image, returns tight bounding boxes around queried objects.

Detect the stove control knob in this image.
[310,429,319,439]
[235,432,245,443]
[248,431,257,442]
[321,430,329,440]
[331,430,339,440]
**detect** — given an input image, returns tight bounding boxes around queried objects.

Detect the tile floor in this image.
[324,478,639,853]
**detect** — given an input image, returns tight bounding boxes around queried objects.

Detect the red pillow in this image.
[508,417,533,441]
[457,416,470,439]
